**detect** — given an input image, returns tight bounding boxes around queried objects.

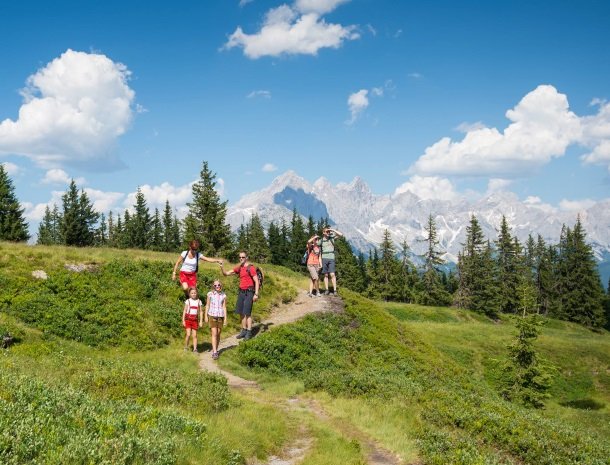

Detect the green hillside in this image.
[1,242,609,465]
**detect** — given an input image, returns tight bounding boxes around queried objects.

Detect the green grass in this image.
[0,241,301,465]
[230,289,610,464]
[3,241,610,464]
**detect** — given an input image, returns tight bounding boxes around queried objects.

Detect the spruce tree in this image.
[366,249,382,299]
[496,216,520,314]
[267,221,284,265]
[248,213,270,263]
[398,239,418,303]
[559,217,606,327]
[289,209,307,270]
[184,161,232,255]
[37,206,55,245]
[335,235,365,293]
[150,208,162,251]
[96,213,107,246]
[60,180,99,247]
[419,214,451,306]
[456,216,501,317]
[161,201,176,252]
[501,314,553,409]
[0,164,29,241]
[107,211,115,247]
[377,229,402,301]
[604,278,610,331]
[131,187,151,249]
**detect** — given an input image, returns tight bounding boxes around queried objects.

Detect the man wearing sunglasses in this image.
[220,251,259,340]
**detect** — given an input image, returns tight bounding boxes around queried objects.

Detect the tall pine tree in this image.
[0,164,29,241]
[60,180,99,247]
[496,216,520,314]
[419,214,451,306]
[184,161,232,256]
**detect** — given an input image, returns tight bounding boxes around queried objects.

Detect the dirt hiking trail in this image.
[198,290,403,465]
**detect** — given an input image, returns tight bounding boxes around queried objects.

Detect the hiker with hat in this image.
[220,251,259,340]
[320,227,343,296]
[305,234,322,297]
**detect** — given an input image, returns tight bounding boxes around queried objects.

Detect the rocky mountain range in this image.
[227,171,610,284]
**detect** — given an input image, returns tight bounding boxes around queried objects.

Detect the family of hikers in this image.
[172,228,342,357]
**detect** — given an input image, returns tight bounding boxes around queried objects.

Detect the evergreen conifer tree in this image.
[398,240,418,302]
[161,201,174,252]
[107,211,115,247]
[289,209,307,269]
[0,164,29,241]
[121,210,133,248]
[558,217,606,327]
[366,249,382,299]
[248,213,270,263]
[419,214,451,306]
[60,180,99,247]
[267,221,284,265]
[604,278,610,331]
[96,213,107,246]
[150,208,162,250]
[184,161,232,255]
[501,314,553,409]
[37,206,56,245]
[131,188,151,249]
[335,235,365,293]
[377,229,402,301]
[496,216,520,314]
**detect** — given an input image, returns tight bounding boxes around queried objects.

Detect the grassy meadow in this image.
[1,241,609,464]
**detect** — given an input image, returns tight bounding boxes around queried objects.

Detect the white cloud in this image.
[523,196,556,213]
[123,181,193,213]
[239,0,254,6]
[262,163,278,172]
[23,190,64,222]
[0,49,136,170]
[581,140,610,172]
[408,72,422,79]
[580,100,610,172]
[223,3,358,59]
[1,161,19,175]
[85,188,125,214]
[371,87,384,97]
[410,85,582,177]
[394,175,459,201]
[347,89,369,124]
[294,0,350,14]
[559,198,596,212]
[486,178,512,193]
[247,90,272,99]
[455,121,485,133]
[42,168,86,185]
[366,24,377,36]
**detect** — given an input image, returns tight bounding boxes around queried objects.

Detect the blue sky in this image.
[1,0,609,227]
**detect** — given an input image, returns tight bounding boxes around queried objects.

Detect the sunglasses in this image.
[239,256,246,259]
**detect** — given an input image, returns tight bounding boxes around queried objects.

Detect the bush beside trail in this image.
[236,290,610,465]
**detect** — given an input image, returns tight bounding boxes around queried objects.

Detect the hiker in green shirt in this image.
[319,227,343,295]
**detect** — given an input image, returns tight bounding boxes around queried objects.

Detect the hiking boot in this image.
[236,329,247,339]
[212,352,219,360]
[324,290,330,296]
[244,330,253,340]
[306,292,313,297]
[332,291,338,296]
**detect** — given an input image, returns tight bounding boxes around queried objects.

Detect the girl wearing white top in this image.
[182,287,202,353]
[204,280,227,360]
[171,239,223,296]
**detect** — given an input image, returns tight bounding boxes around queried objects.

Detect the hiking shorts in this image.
[179,271,197,288]
[307,264,321,280]
[184,315,198,330]
[321,258,336,274]
[235,289,254,316]
[208,316,224,329]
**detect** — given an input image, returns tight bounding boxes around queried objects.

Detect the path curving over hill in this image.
[198,291,403,465]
